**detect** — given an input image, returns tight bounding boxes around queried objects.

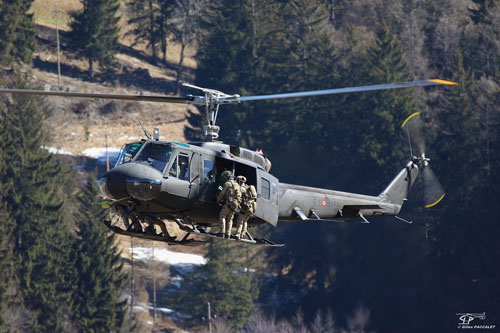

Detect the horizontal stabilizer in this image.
[338,205,382,218]
[341,204,381,210]
[293,207,368,223]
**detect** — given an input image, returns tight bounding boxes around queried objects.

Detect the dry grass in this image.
[32,0,197,71]
[32,0,81,30]
[28,68,197,154]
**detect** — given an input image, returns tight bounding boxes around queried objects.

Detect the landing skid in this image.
[104,204,283,247]
[174,218,284,247]
[103,220,206,246]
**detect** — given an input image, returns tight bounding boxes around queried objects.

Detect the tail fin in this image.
[379,161,419,206]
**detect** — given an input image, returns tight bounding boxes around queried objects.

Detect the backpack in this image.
[246,185,257,200]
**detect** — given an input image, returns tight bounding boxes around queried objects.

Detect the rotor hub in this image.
[203,124,220,141]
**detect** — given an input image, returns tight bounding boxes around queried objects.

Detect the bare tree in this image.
[291,308,310,333]
[247,310,278,332]
[345,304,371,333]
[212,316,232,333]
[310,308,337,333]
[171,0,205,93]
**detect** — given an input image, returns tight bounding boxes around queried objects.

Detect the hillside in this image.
[30,0,198,156]
[25,3,206,332]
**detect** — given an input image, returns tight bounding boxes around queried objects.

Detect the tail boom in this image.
[278,161,419,222]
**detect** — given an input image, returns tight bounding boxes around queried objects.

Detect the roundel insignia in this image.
[321,199,327,207]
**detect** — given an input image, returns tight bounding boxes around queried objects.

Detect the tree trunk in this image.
[160,10,167,65]
[149,0,157,64]
[330,0,335,24]
[175,41,185,94]
[161,30,167,65]
[88,57,94,80]
[162,44,167,65]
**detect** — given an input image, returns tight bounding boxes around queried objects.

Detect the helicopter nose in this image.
[100,163,163,201]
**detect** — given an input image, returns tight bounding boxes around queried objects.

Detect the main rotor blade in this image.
[231,79,456,103]
[0,88,191,104]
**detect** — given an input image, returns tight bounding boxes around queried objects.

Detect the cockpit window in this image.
[135,143,173,172]
[115,142,143,167]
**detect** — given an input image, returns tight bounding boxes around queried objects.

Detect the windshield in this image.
[115,142,143,167]
[135,142,173,172]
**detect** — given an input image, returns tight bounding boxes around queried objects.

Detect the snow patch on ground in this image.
[43,146,73,155]
[150,305,174,314]
[130,247,206,267]
[119,135,140,140]
[132,305,147,313]
[82,147,121,164]
[171,275,183,288]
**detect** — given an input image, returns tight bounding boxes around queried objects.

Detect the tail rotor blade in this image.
[401,112,425,156]
[423,166,445,208]
[401,112,445,208]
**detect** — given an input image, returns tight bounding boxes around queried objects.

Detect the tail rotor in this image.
[401,112,445,208]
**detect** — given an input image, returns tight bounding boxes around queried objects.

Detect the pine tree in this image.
[0,212,13,331]
[126,0,160,64]
[0,76,74,331]
[157,0,174,64]
[193,0,255,143]
[0,0,36,66]
[70,178,127,332]
[262,20,427,330]
[175,240,258,330]
[171,0,204,92]
[193,0,338,149]
[125,0,174,65]
[263,0,340,149]
[463,0,500,78]
[353,20,418,172]
[0,114,14,330]
[424,51,500,330]
[69,0,121,79]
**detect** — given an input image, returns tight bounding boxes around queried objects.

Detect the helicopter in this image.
[0,79,455,246]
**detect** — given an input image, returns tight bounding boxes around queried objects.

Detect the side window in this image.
[203,160,214,182]
[169,154,190,181]
[272,182,278,205]
[178,154,189,181]
[261,178,270,200]
[169,157,178,177]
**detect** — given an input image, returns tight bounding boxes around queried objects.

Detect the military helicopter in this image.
[0,79,455,246]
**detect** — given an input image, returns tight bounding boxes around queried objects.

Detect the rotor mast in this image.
[183,83,240,141]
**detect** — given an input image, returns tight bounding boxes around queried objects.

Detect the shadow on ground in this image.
[34,24,195,95]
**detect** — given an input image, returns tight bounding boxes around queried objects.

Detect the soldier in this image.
[235,175,257,240]
[216,170,241,238]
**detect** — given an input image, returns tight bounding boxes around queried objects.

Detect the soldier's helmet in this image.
[236,175,246,184]
[221,170,232,181]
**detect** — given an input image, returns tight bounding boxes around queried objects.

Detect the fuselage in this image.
[100,140,418,227]
[100,140,279,227]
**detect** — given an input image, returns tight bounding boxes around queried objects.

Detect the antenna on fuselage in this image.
[140,121,152,140]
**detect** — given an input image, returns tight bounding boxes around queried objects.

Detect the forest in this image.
[1,0,499,332]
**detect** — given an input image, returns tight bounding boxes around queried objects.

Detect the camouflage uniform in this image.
[216,171,241,238]
[235,176,257,239]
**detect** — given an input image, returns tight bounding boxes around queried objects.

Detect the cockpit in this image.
[115,142,143,167]
[134,142,173,172]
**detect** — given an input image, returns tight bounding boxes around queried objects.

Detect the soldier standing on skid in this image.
[235,175,257,240]
[216,170,241,238]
